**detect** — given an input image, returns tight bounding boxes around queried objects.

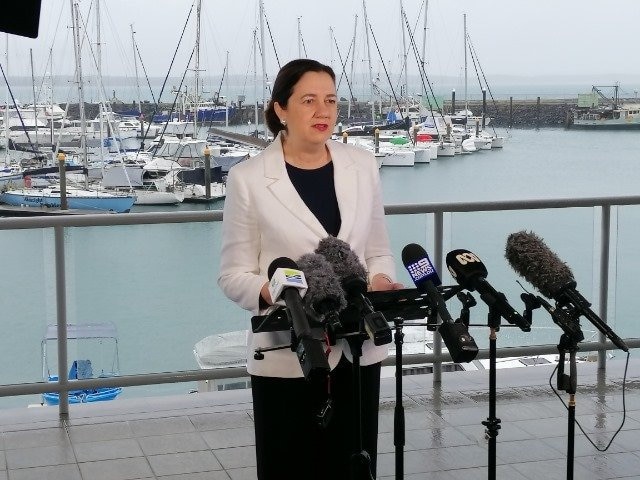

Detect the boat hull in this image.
[133,190,184,205]
[1,189,135,213]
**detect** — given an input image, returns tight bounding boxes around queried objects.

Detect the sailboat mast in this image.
[4,34,9,166]
[400,0,408,114]
[131,24,144,146]
[421,0,429,100]
[194,0,202,135]
[71,0,88,187]
[49,48,55,146]
[259,0,267,113]
[362,0,375,126]
[297,17,302,58]
[348,15,358,119]
[96,0,101,80]
[464,13,468,116]
[225,51,229,128]
[131,25,142,117]
[96,0,105,169]
[253,28,258,131]
[30,49,39,153]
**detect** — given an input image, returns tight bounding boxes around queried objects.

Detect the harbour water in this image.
[1,126,639,408]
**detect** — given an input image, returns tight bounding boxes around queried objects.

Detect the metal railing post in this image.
[599,205,611,370]
[54,226,69,415]
[432,211,444,383]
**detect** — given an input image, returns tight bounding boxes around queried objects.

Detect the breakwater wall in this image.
[62,98,575,129]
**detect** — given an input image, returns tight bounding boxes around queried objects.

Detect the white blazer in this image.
[218,132,397,377]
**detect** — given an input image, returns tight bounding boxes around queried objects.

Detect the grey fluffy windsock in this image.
[315,236,368,284]
[297,253,347,315]
[505,230,575,298]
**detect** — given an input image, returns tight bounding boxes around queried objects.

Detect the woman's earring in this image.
[280,119,287,126]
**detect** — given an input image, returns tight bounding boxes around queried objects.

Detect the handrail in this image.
[2,194,640,229]
[1,194,639,417]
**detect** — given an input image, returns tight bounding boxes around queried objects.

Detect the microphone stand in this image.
[557,332,580,480]
[392,317,405,480]
[462,291,536,480]
[342,324,375,480]
[482,304,502,480]
[366,286,462,480]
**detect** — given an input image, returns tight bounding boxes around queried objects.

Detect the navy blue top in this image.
[285,160,341,237]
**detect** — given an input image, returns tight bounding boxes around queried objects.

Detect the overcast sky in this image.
[3,0,640,96]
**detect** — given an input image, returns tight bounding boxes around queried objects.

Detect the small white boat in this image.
[436,142,456,157]
[102,165,184,205]
[461,138,478,153]
[380,148,415,167]
[490,136,505,148]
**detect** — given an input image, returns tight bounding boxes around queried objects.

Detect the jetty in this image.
[207,127,269,148]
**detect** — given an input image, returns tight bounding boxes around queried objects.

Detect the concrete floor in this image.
[0,356,638,479]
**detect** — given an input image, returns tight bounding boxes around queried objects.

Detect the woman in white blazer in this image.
[218,59,401,479]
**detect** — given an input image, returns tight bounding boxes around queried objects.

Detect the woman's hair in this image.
[264,58,336,136]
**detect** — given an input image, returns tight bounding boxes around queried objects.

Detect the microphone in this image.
[315,237,392,346]
[296,253,347,320]
[402,243,478,362]
[445,249,531,332]
[315,236,368,297]
[297,253,347,344]
[267,257,330,380]
[505,230,628,352]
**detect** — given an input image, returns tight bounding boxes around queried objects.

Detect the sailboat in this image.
[1,1,135,213]
[101,162,185,206]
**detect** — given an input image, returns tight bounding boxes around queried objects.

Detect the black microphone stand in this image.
[482,303,502,480]
[366,286,462,480]
[557,332,580,480]
[533,294,586,480]
[459,291,536,480]
[392,316,405,480]
[342,316,375,480]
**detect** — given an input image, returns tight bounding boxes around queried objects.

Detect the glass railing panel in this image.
[611,205,640,340]
[63,219,242,366]
[443,208,598,350]
[0,228,56,407]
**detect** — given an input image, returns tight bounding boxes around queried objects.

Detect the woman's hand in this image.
[370,273,404,292]
[260,281,274,305]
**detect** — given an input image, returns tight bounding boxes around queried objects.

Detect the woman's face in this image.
[275,70,338,146]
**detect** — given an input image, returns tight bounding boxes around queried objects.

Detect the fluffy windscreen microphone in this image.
[315,237,392,345]
[297,253,347,318]
[505,230,574,298]
[315,236,368,295]
[505,230,628,352]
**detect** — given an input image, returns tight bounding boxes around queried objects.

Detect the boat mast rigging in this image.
[592,84,620,109]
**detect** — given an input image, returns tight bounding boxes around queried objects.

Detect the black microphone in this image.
[505,230,628,352]
[445,249,531,332]
[267,257,331,380]
[315,237,392,346]
[402,243,478,362]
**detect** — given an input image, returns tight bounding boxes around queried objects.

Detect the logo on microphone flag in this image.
[407,258,441,285]
[283,269,305,285]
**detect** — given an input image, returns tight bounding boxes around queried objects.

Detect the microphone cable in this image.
[548,351,630,452]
